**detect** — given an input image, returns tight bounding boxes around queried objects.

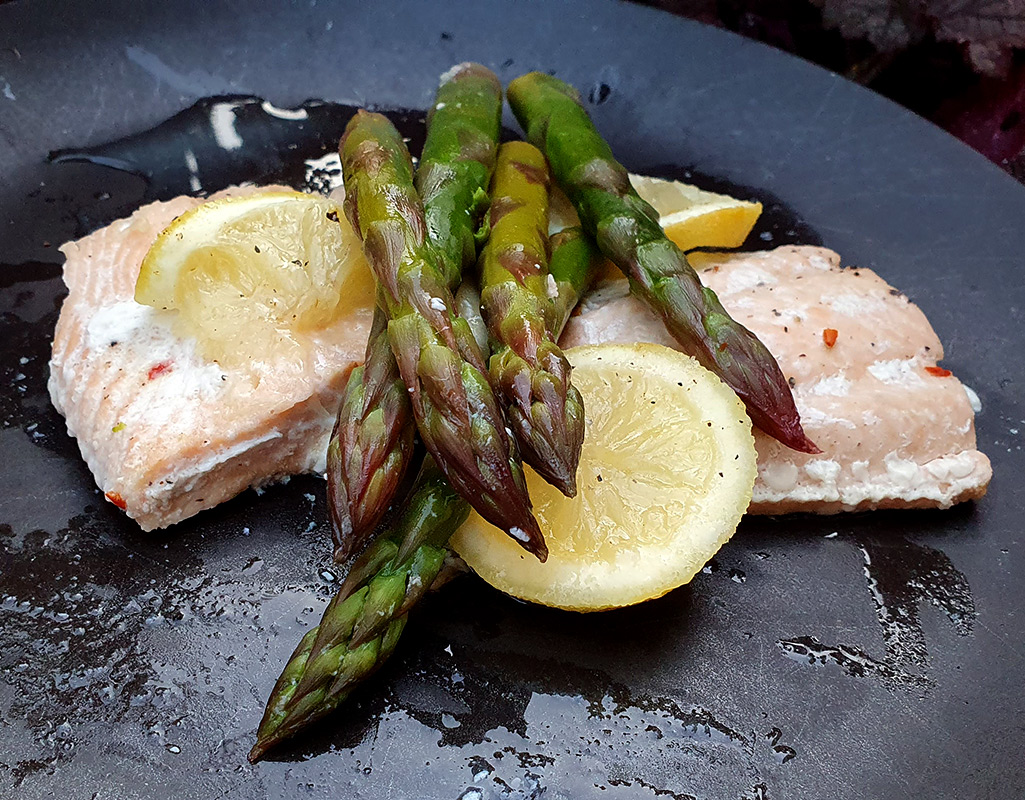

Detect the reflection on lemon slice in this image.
[630,173,762,253]
[136,191,375,365]
[451,343,757,612]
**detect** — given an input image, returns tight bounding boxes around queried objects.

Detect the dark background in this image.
[638,0,1025,180]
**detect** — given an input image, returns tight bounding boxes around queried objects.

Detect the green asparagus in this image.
[328,65,501,561]
[248,457,470,762]
[327,306,415,562]
[548,225,604,337]
[479,141,584,496]
[507,72,817,453]
[249,191,603,767]
[340,110,547,559]
[416,62,502,288]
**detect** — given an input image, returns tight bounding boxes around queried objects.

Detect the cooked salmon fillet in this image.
[559,245,991,513]
[48,186,372,530]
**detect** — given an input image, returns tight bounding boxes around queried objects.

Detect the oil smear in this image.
[48,95,427,203]
[778,533,974,691]
[281,630,802,800]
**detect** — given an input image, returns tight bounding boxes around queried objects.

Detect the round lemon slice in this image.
[451,343,757,612]
[136,190,375,364]
[629,173,762,254]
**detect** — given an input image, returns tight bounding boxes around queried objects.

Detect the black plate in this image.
[2,2,1023,798]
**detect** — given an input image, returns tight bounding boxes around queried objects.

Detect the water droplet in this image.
[318,569,337,583]
[729,569,746,583]
[441,713,460,729]
[166,744,181,754]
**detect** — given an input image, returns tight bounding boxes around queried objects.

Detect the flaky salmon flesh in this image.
[49,190,989,528]
[48,186,372,530]
[561,246,991,513]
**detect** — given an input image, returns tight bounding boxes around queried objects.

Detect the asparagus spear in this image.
[328,65,501,560]
[479,141,584,496]
[327,306,415,562]
[340,110,547,560]
[416,62,502,288]
[507,72,818,453]
[548,225,604,337]
[248,457,470,762]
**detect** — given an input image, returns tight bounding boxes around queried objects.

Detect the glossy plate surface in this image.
[1,2,1022,798]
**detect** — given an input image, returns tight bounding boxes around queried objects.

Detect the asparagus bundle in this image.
[327,65,502,561]
[327,306,414,562]
[250,277,499,761]
[249,212,601,761]
[340,110,547,560]
[248,457,469,762]
[507,72,817,453]
[479,141,585,496]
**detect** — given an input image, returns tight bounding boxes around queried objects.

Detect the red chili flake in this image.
[925,366,952,378]
[147,361,173,381]
[822,328,838,348]
[105,491,127,510]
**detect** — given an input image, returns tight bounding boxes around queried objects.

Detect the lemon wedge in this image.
[629,173,762,253]
[136,191,375,365]
[451,343,757,612]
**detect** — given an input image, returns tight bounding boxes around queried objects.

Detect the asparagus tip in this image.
[248,738,272,764]
[791,432,821,455]
[537,457,577,499]
[554,472,578,498]
[752,407,820,454]
[516,515,549,563]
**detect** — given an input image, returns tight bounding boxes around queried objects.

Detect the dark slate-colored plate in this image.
[2,2,1023,798]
